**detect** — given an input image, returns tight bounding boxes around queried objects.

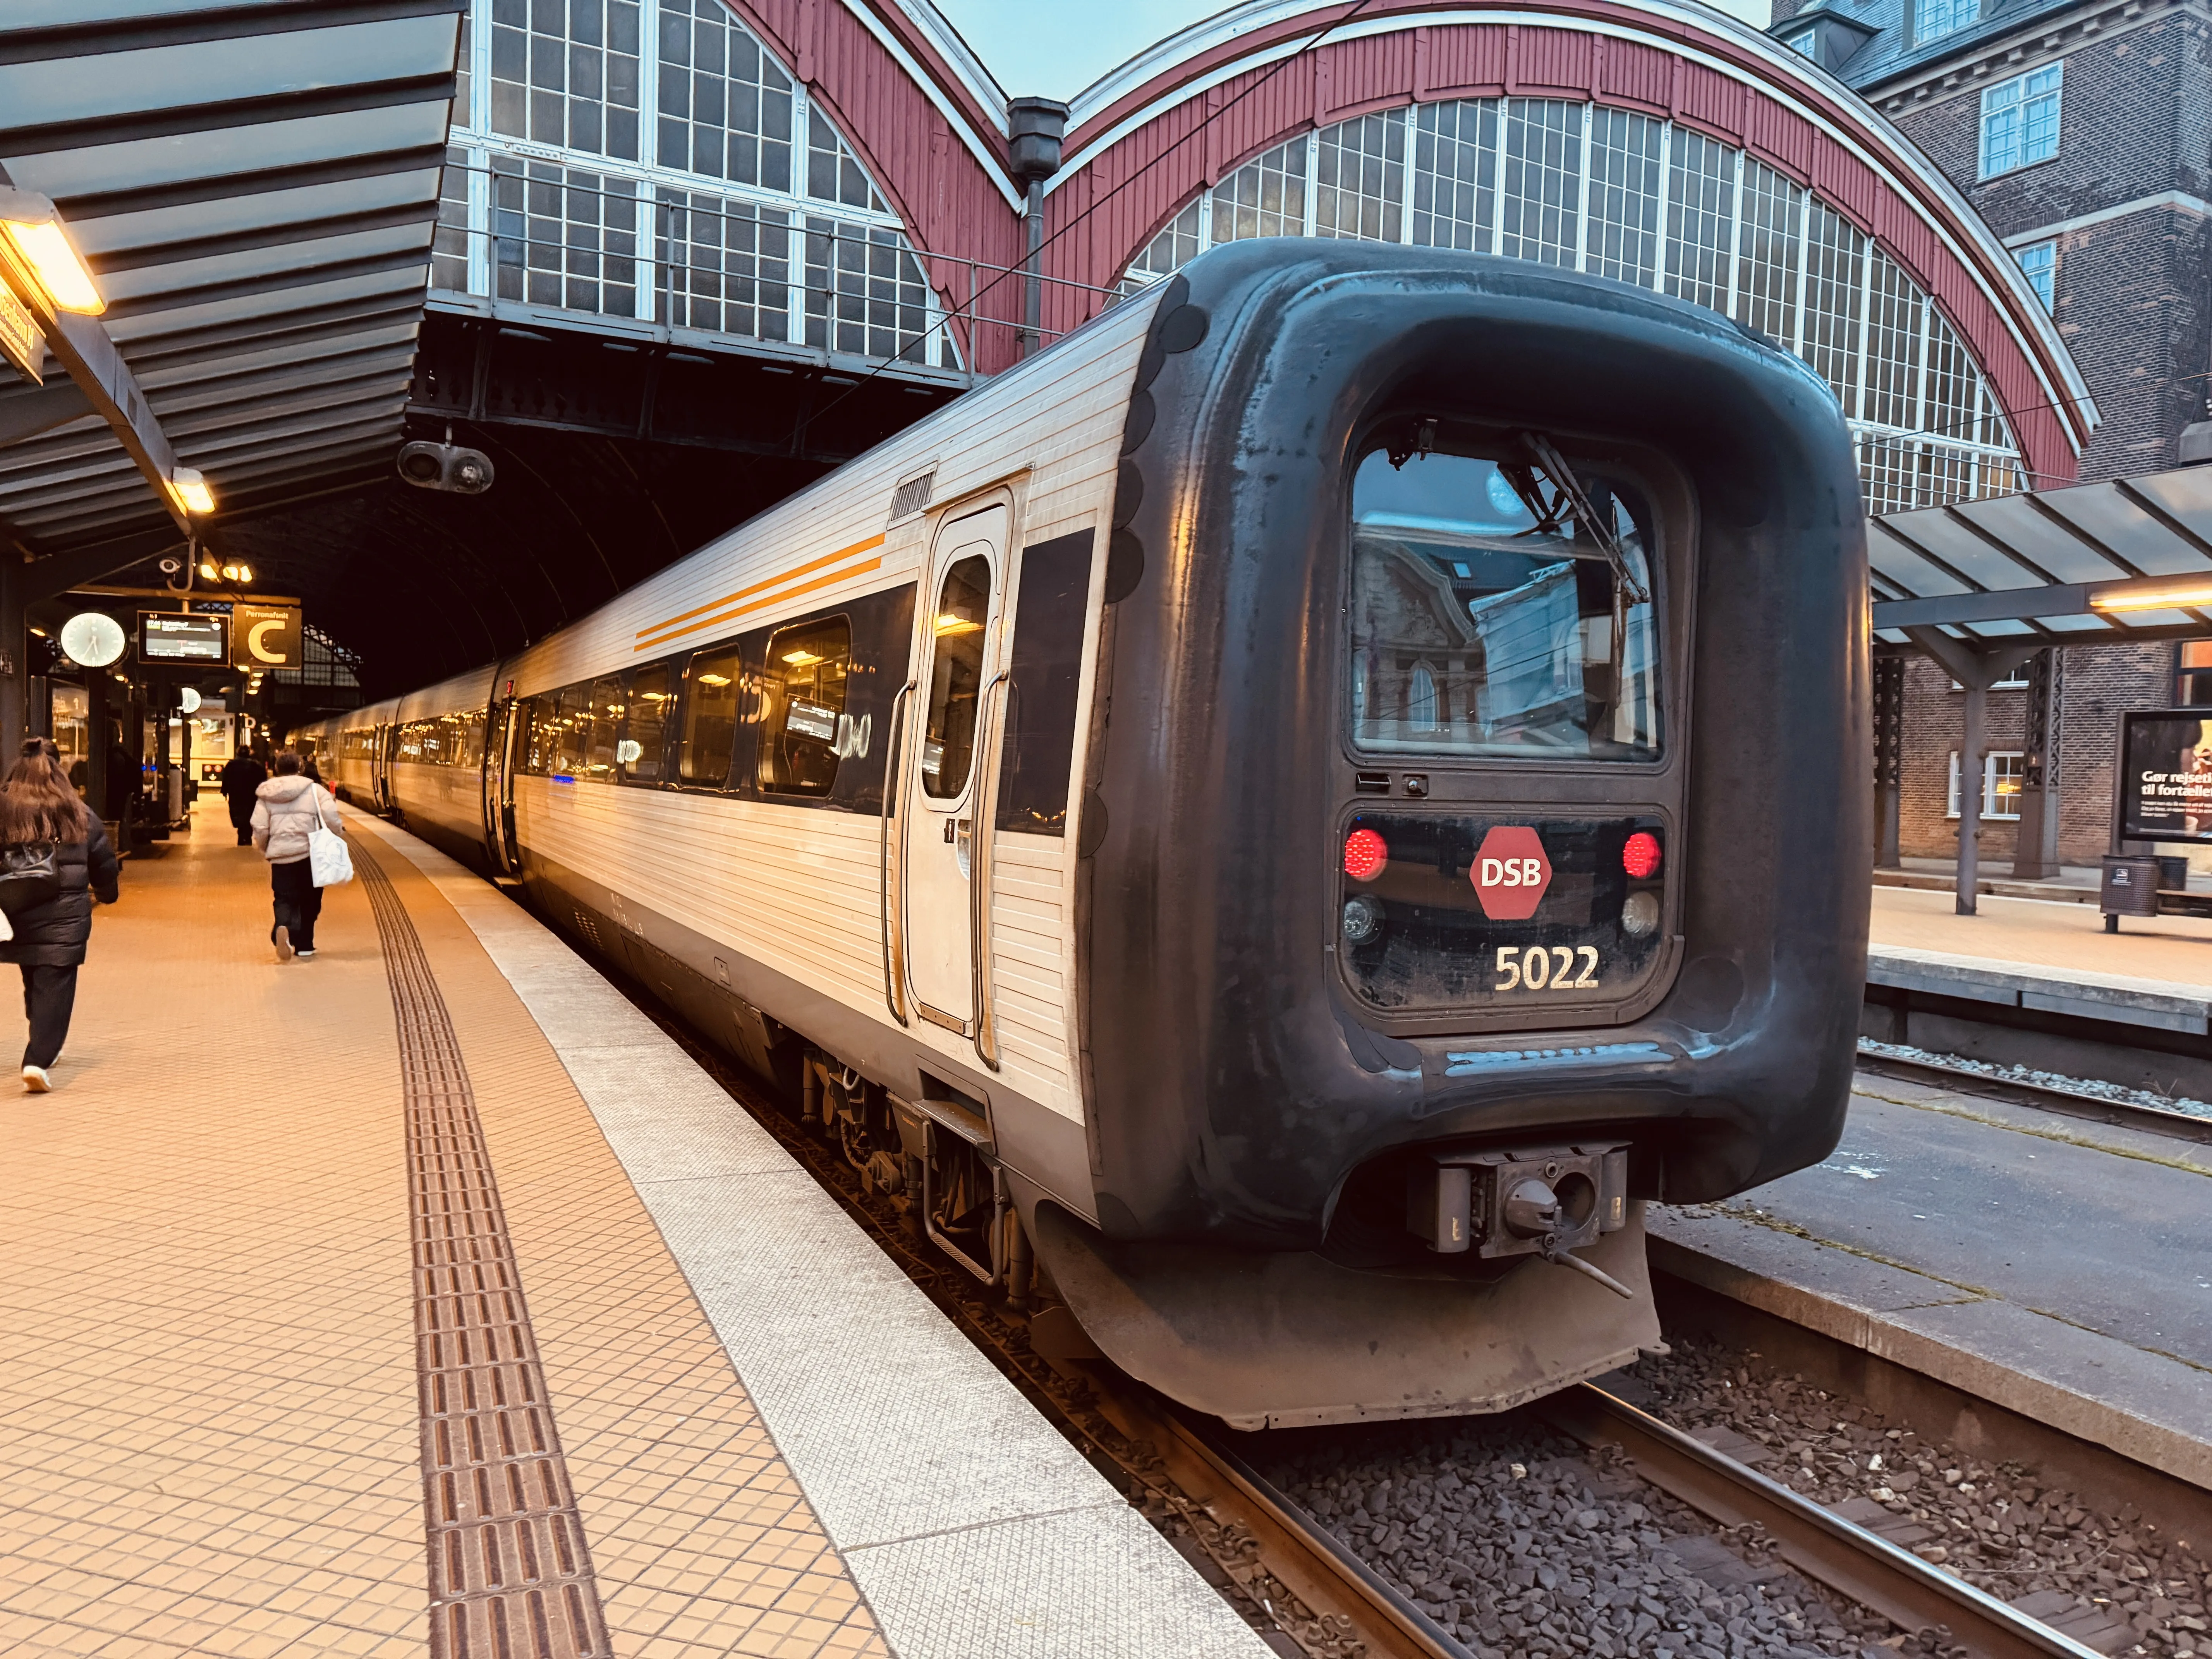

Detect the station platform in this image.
[1651,1065,2212,1495]
[1869,883,2212,1035]
[0,802,1269,1659]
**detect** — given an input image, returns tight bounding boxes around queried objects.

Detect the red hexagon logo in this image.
[1472,826,1552,921]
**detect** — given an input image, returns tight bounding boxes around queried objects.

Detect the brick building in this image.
[1773,0,2209,863]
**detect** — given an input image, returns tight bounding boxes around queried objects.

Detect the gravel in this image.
[1250,1414,1908,1659]
[1859,1037,2212,1123]
[1626,1336,2212,1659]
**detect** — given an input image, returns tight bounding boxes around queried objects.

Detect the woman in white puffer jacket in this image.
[250,751,337,960]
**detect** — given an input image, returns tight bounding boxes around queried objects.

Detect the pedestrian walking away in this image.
[218,744,267,846]
[0,737,120,1092]
[252,751,337,961]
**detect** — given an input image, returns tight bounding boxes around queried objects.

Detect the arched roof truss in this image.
[1040,2,2095,497]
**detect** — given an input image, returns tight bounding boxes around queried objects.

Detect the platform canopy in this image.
[0,0,461,571]
[1870,465,2212,646]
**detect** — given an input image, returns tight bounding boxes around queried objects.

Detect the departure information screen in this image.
[139,613,228,662]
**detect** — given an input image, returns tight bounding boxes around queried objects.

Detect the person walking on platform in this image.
[0,737,120,1093]
[218,745,266,847]
[251,751,336,962]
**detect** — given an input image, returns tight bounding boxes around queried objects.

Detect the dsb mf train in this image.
[301,241,1870,1428]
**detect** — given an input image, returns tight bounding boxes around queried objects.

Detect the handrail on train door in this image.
[967,668,1012,1072]
[879,679,917,1028]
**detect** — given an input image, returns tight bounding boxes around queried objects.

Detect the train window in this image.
[1348,447,1661,761]
[581,675,623,781]
[622,662,674,782]
[757,617,850,796]
[921,555,991,799]
[459,711,485,769]
[996,529,1094,835]
[679,646,745,787]
[397,723,424,762]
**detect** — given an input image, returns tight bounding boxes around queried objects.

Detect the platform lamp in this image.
[0,187,104,316]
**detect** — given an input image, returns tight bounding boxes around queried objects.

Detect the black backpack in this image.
[0,841,60,914]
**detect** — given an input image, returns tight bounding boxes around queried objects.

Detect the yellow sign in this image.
[230,603,301,670]
[0,281,41,386]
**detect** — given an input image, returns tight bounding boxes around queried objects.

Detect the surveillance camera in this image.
[158,556,182,575]
[397,440,495,495]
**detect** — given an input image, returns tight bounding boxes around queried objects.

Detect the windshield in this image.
[1348,447,1661,760]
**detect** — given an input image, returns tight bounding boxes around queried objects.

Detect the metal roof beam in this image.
[51,143,449,222]
[0,191,187,535]
[90,203,439,276]
[0,73,457,158]
[0,1,461,66]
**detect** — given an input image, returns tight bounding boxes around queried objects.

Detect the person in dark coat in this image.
[218,746,268,846]
[0,736,120,1092]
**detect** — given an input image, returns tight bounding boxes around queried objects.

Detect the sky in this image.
[933,0,1772,105]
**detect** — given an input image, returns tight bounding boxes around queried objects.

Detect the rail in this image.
[1538,1385,2103,1659]
[1855,1051,2212,1146]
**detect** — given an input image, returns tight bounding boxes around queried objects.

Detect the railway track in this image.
[1856,1049,2212,1146]
[598,960,2112,1659]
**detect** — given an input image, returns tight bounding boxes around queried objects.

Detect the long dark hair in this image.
[1,737,92,845]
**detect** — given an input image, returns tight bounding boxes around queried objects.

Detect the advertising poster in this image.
[2120,711,2212,843]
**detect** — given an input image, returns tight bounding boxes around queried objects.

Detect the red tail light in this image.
[1622,831,1661,879]
[1344,827,1388,881]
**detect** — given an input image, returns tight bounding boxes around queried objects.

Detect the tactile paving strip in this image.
[357,837,614,1659]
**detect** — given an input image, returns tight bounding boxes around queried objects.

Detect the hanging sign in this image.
[230,603,301,670]
[0,282,41,386]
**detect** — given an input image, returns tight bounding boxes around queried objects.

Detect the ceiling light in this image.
[2090,582,2212,613]
[782,649,823,666]
[221,564,240,581]
[237,563,252,584]
[199,560,218,580]
[0,190,103,314]
[170,466,215,515]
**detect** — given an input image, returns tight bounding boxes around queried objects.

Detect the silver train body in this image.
[300,242,1869,1428]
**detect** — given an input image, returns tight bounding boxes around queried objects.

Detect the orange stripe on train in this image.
[633,558,884,652]
[634,534,886,644]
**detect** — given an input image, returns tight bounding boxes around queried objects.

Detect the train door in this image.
[482,700,522,874]
[374,725,396,810]
[900,503,1007,1035]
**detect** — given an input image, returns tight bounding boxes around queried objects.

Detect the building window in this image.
[444,0,950,366]
[1948,750,2025,820]
[1915,0,1977,43]
[2015,238,2056,311]
[1784,27,1817,55]
[1120,97,2028,514]
[1980,64,2063,179]
[2179,640,2212,706]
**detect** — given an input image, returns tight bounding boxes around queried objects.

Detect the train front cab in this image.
[1034,243,1872,1428]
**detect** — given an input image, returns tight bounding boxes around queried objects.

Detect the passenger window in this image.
[1348,448,1662,761]
[921,555,991,799]
[758,617,850,797]
[582,675,623,780]
[680,646,744,787]
[622,662,674,782]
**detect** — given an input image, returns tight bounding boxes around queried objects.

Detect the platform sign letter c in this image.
[249,619,285,663]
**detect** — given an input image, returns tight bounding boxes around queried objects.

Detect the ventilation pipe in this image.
[1007,98,1068,360]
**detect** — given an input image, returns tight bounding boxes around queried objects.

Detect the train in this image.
[297,239,1870,1429]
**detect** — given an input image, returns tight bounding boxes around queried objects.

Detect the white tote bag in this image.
[307,792,354,888]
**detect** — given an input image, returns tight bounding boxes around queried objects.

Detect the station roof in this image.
[1870,465,2212,648]
[0,0,460,568]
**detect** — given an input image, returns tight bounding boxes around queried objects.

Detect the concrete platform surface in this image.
[0,801,1268,1659]
[1651,1069,2212,1491]
[1869,884,2212,1032]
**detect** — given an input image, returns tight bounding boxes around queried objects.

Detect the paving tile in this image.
[2,806,890,1659]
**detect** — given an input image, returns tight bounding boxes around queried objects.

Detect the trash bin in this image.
[2101,854,2162,918]
[2158,855,2191,892]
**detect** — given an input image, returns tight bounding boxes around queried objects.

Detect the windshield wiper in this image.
[1498,431,1649,606]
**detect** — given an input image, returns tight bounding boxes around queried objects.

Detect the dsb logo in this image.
[1472,826,1551,921]
[1480,857,1544,888]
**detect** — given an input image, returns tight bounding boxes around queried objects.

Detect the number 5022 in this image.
[1496,944,1600,991]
